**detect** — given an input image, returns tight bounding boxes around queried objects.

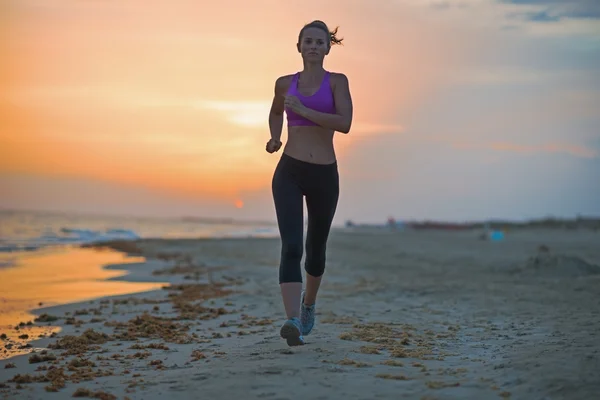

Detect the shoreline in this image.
[1,230,599,399]
[0,245,169,361]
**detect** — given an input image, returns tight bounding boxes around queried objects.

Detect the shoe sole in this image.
[280,321,304,346]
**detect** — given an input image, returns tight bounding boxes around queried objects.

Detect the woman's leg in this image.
[304,186,338,302]
[302,164,339,333]
[272,157,304,320]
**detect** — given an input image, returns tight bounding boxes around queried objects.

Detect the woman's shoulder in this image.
[276,73,297,86]
[328,71,349,84]
[274,74,296,94]
[327,72,349,92]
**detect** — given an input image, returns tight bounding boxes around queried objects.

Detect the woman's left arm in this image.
[291,73,353,134]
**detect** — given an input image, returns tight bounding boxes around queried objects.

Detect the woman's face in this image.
[297,27,330,61]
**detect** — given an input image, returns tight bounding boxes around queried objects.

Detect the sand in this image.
[1,228,599,400]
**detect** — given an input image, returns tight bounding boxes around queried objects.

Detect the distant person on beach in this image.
[265,20,353,346]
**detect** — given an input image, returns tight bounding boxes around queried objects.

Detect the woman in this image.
[265,20,353,346]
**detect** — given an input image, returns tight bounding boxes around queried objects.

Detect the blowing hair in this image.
[298,20,344,47]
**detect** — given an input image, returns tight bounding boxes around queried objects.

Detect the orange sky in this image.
[0,1,466,194]
[1,0,599,222]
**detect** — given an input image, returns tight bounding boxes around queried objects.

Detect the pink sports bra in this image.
[285,71,336,127]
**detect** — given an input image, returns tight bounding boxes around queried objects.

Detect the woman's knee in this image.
[282,241,303,262]
[279,242,303,283]
[305,252,326,277]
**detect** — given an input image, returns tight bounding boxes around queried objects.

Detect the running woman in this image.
[265,20,353,346]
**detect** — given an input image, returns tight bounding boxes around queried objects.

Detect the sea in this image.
[0,209,280,351]
[0,209,279,267]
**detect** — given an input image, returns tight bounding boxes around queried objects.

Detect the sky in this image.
[1,0,599,224]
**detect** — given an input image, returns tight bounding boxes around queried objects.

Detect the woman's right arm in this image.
[268,76,290,142]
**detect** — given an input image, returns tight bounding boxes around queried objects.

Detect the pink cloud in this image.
[448,140,598,158]
[490,142,598,158]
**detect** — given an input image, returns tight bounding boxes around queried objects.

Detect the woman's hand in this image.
[266,138,282,154]
[284,95,307,116]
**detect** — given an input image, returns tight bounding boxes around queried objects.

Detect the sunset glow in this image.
[1,0,599,222]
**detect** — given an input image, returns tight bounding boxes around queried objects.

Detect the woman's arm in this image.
[269,75,291,142]
[290,73,353,134]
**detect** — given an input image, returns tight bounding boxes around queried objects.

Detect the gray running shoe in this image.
[280,317,305,346]
[300,291,316,336]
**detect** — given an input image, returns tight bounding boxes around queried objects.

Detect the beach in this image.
[1,228,599,400]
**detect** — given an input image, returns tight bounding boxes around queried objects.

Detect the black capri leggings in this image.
[272,153,339,284]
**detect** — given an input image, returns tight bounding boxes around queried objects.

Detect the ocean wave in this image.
[0,210,279,254]
[60,227,140,242]
[0,244,42,253]
[0,227,141,253]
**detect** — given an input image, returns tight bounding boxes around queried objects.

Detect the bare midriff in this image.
[283,125,336,165]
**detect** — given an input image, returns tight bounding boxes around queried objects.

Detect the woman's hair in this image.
[298,20,344,47]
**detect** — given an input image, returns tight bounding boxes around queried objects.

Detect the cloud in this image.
[336,131,600,222]
[193,100,271,128]
[427,0,600,20]
[450,141,599,158]
[514,9,561,22]
[499,0,600,20]
[3,0,599,222]
[402,0,600,40]
[0,173,243,219]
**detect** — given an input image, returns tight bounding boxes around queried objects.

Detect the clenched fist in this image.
[284,95,307,116]
[266,138,282,154]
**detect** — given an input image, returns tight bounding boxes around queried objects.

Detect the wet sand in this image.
[0,228,599,400]
[0,247,167,359]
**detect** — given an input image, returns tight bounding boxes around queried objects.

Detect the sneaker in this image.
[300,291,316,336]
[280,317,305,346]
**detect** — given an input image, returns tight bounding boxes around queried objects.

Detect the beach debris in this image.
[340,322,451,360]
[1,243,248,396]
[107,313,192,344]
[376,373,411,380]
[148,359,164,369]
[321,314,358,325]
[437,367,468,376]
[72,388,117,399]
[67,358,96,369]
[426,380,461,389]
[358,345,381,354]
[34,314,59,323]
[381,360,403,367]
[48,329,110,355]
[128,342,169,351]
[153,264,206,279]
[28,351,57,364]
[111,297,166,306]
[337,358,371,367]
[8,367,69,392]
[164,283,234,320]
[65,317,85,327]
[125,351,151,360]
[155,252,190,262]
[339,323,410,345]
[190,350,206,361]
